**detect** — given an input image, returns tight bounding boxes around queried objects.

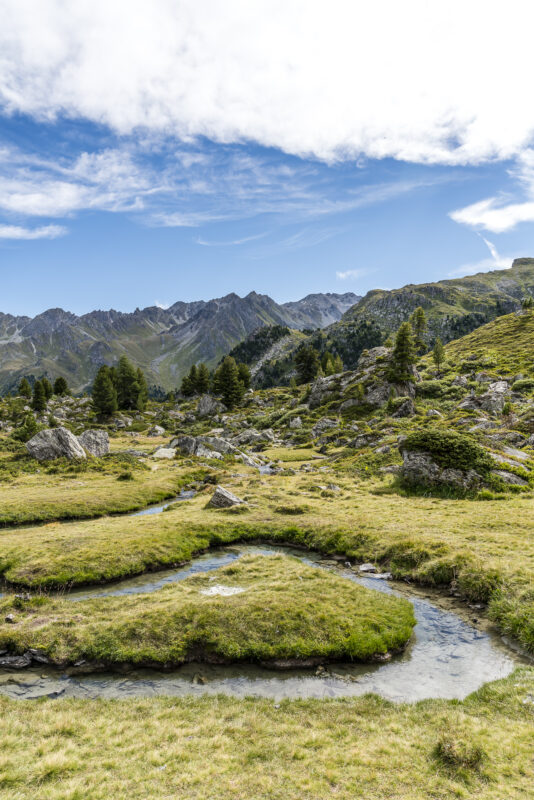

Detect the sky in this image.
[1,1,534,317]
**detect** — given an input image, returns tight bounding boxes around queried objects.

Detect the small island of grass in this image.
[0,555,415,669]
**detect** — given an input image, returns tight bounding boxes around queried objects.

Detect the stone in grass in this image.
[78,429,110,457]
[152,447,176,460]
[207,485,245,508]
[147,425,165,437]
[26,427,86,461]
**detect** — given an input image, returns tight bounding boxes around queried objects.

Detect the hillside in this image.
[256,258,534,382]
[0,291,359,395]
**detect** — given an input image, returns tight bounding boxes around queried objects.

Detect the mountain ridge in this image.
[0,291,360,394]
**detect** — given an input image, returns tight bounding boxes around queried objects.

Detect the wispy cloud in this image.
[448,235,514,277]
[195,232,267,246]
[0,223,66,239]
[154,299,170,309]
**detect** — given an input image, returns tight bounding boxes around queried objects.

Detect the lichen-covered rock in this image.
[27,427,86,461]
[391,397,415,418]
[171,435,197,455]
[307,375,339,409]
[78,429,109,457]
[289,416,302,429]
[207,485,244,508]
[311,418,338,437]
[491,470,529,486]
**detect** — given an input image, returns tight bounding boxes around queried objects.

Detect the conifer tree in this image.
[41,377,53,401]
[18,378,32,399]
[213,356,245,409]
[332,354,344,373]
[53,376,69,396]
[410,306,427,353]
[196,363,211,394]
[92,366,118,417]
[432,337,445,376]
[116,356,140,410]
[180,374,194,396]
[295,346,320,384]
[31,379,46,413]
[388,322,416,382]
[136,367,148,411]
[237,362,251,389]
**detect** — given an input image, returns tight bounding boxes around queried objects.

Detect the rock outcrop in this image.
[400,449,482,491]
[26,427,87,461]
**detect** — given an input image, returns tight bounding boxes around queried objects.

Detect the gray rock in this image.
[349,433,378,449]
[491,470,529,486]
[488,380,508,393]
[308,376,339,409]
[289,416,302,429]
[78,429,109,457]
[489,452,527,470]
[475,372,493,383]
[147,425,165,437]
[207,485,245,508]
[197,394,226,418]
[359,563,377,573]
[0,653,32,669]
[452,375,468,386]
[356,347,391,370]
[171,435,197,455]
[391,397,416,418]
[400,449,481,490]
[426,409,443,418]
[312,418,338,437]
[195,444,223,460]
[501,445,530,461]
[152,447,176,459]
[26,427,86,461]
[479,391,506,415]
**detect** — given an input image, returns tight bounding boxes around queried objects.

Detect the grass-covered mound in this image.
[0,555,415,668]
[402,429,494,476]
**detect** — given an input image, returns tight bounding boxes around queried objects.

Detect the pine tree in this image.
[196,363,211,394]
[213,356,245,409]
[31,380,46,413]
[180,374,194,396]
[332,354,344,373]
[410,306,427,353]
[322,352,335,375]
[116,356,140,410]
[432,337,445,375]
[136,367,148,411]
[237,363,251,389]
[92,366,118,417]
[295,346,320,384]
[53,376,69,396]
[41,377,53,401]
[18,378,32,398]
[388,322,416,383]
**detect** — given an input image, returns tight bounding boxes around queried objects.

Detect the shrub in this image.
[512,378,534,394]
[117,470,134,481]
[433,734,486,771]
[402,429,493,475]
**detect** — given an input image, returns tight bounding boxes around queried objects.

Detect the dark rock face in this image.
[26,427,87,461]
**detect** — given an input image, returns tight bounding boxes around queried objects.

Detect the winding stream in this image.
[0,544,528,703]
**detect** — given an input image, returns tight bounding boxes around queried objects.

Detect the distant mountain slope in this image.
[0,291,359,394]
[255,258,534,382]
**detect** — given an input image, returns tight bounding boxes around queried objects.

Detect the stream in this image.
[0,543,528,703]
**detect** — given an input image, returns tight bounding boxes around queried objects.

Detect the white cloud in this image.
[195,233,267,246]
[448,236,514,277]
[154,300,170,309]
[1,1,534,167]
[336,268,368,280]
[0,223,66,239]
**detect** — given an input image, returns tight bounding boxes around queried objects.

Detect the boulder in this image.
[452,375,468,386]
[197,394,226,418]
[171,435,197,455]
[426,409,443,418]
[400,449,481,490]
[289,416,302,429]
[391,397,416,418]
[147,425,165,437]
[78,429,109,457]
[26,427,86,461]
[152,447,176,459]
[307,375,339,409]
[479,391,506,415]
[207,485,245,508]
[311,418,338,437]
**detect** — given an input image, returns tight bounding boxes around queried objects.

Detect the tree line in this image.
[18,376,70,413]
[92,357,148,417]
[180,357,251,409]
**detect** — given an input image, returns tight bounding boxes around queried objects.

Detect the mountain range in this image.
[0,292,360,394]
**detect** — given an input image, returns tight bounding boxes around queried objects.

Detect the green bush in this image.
[415,379,446,398]
[402,429,493,475]
[512,378,534,394]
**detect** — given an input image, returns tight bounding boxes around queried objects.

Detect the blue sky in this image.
[1,2,534,317]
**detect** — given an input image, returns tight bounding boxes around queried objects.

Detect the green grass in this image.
[0,669,532,799]
[0,555,415,667]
